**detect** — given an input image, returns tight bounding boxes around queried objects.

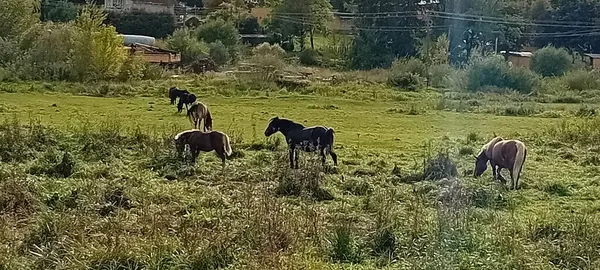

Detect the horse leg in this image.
[294,149,299,169]
[215,149,226,172]
[320,148,326,166]
[507,168,515,190]
[497,167,507,184]
[289,147,295,169]
[191,149,199,163]
[328,146,338,167]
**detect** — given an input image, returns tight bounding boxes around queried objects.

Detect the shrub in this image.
[504,66,539,94]
[208,41,230,67]
[531,46,571,77]
[467,56,509,91]
[391,58,427,77]
[166,28,209,64]
[299,49,321,66]
[429,64,453,88]
[388,72,422,91]
[118,56,147,81]
[562,70,600,91]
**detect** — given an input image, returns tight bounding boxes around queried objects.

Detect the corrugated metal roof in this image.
[584,53,600,59]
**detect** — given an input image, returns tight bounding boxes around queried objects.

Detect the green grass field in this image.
[1,84,600,269]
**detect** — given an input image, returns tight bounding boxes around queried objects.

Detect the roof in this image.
[585,53,600,59]
[131,43,178,54]
[501,51,533,57]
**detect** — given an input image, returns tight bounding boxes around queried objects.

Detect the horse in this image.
[187,102,213,131]
[264,116,338,169]
[169,87,197,113]
[174,129,233,169]
[474,137,527,190]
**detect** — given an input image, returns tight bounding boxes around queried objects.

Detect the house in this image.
[251,7,271,23]
[502,51,533,68]
[584,54,600,69]
[104,0,177,14]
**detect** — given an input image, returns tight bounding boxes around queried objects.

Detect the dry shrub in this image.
[0,175,39,215]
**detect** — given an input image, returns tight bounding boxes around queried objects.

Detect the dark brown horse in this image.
[169,87,196,113]
[187,102,213,131]
[174,129,232,169]
[264,117,338,169]
[474,137,527,190]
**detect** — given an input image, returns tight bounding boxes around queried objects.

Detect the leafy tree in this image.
[105,11,175,38]
[196,18,239,47]
[531,45,571,77]
[351,0,425,69]
[208,41,231,66]
[271,0,333,50]
[41,0,77,22]
[72,6,127,81]
[166,28,209,63]
[0,0,39,39]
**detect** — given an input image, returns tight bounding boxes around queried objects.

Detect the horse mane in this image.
[478,137,504,159]
[174,129,199,140]
[274,117,305,130]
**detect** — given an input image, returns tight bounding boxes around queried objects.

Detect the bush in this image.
[330,225,362,263]
[429,64,453,88]
[391,58,427,77]
[299,49,321,66]
[41,0,77,22]
[208,41,230,67]
[531,46,572,77]
[118,56,147,81]
[562,70,600,91]
[466,56,538,93]
[504,67,539,94]
[166,28,209,64]
[467,56,509,91]
[388,72,422,91]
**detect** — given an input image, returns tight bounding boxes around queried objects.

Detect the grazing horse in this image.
[264,116,338,169]
[174,129,232,169]
[474,137,527,190]
[187,102,213,131]
[169,87,197,113]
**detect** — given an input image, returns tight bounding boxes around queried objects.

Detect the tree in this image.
[166,28,209,63]
[271,0,333,50]
[0,0,39,39]
[41,0,77,22]
[351,0,426,69]
[531,45,571,77]
[105,10,175,38]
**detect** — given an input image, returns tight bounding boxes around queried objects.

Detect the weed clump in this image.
[343,177,374,196]
[330,225,362,264]
[371,227,397,260]
[275,157,333,201]
[186,243,235,270]
[423,153,458,181]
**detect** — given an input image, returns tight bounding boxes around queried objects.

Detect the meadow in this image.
[1,78,600,269]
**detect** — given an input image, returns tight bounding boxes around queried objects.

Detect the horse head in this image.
[473,152,488,177]
[169,87,178,105]
[264,117,279,136]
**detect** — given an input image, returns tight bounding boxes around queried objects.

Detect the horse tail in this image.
[512,141,526,189]
[205,108,213,131]
[326,128,335,145]
[222,133,233,156]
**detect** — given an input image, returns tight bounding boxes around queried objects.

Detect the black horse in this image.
[264,117,338,169]
[169,87,197,113]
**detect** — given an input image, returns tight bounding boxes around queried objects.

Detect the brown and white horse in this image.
[186,102,213,131]
[474,137,527,190]
[174,129,232,169]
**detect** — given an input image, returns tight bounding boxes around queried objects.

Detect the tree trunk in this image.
[310,28,315,50]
